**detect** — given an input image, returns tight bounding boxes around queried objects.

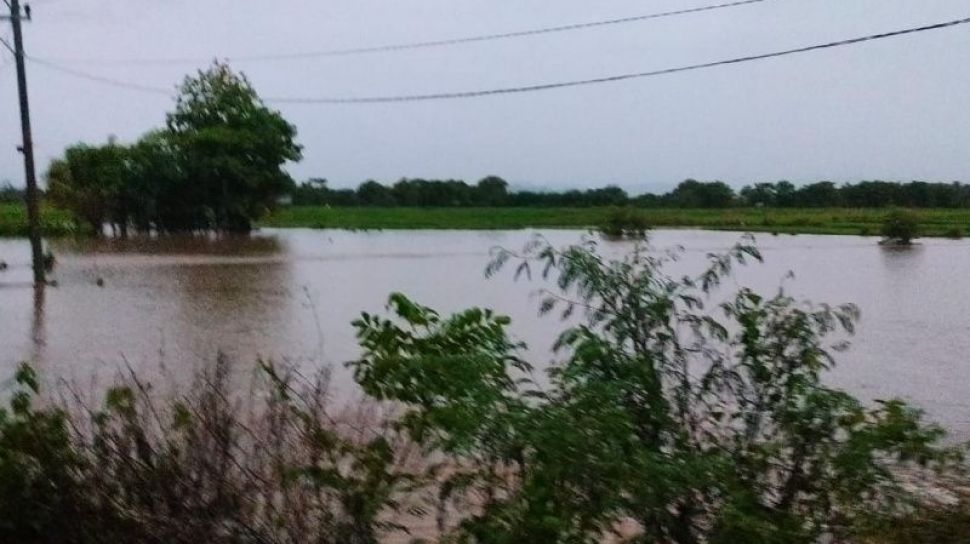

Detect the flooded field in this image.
[1,229,968,439]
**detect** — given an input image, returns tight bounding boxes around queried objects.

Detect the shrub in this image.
[353,236,961,543]
[882,209,920,244]
[0,364,90,543]
[599,207,650,239]
[0,358,429,543]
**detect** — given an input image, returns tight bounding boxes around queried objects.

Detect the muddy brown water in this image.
[0,229,968,440]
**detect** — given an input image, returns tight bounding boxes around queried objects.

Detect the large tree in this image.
[167,62,302,232]
[46,63,301,235]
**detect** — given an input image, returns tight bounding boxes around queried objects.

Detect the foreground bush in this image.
[354,236,961,542]
[0,237,963,543]
[0,359,429,544]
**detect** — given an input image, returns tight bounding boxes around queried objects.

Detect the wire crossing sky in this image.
[27,16,970,104]
[265,16,970,103]
[36,0,769,64]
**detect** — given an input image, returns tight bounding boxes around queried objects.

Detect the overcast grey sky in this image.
[2,0,969,192]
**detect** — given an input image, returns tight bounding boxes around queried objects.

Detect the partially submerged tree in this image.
[599,206,650,239]
[881,208,920,245]
[168,62,302,232]
[46,141,128,236]
[45,62,301,235]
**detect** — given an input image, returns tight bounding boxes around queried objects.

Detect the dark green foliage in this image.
[291,178,970,211]
[45,62,301,235]
[0,364,88,543]
[357,180,397,207]
[882,208,920,244]
[667,179,736,208]
[0,357,427,543]
[599,207,650,238]
[167,62,302,232]
[352,236,961,543]
[291,178,359,206]
[474,176,510,206]
[292,178,635,208]
[740,180,970,209]
[46,141,128,235]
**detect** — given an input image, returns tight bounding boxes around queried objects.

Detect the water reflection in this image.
[878,243,926,272]
[50,233,286,257]
[1,230,969,439]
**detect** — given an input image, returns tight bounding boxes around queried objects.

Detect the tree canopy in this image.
[46,62,301,235]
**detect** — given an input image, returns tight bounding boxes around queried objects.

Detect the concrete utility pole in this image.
[4,0,44,285]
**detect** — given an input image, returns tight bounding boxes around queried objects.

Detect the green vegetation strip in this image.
[260,206,970,237]
[0,203,76,237]
[5,204,970,238]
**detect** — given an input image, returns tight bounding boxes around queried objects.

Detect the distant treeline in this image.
[0,182,25,203]
[291,178,970,209]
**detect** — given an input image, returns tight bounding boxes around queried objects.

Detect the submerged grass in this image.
[261,206,970,237]
[0,358,438,544]
[5,203,970,238]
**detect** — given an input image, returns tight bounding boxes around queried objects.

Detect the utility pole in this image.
[4,0,44,285]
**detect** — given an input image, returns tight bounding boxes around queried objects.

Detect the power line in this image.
[265,16,970,103]
[28,15,970,104]
[28,56,173,94]
[6,0,46,285]
[37,0,769,65]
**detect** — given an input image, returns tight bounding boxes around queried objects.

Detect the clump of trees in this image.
[740,180,970,209]
[0,240,962,543]
[291,177,970,210]
[46,62,301,235]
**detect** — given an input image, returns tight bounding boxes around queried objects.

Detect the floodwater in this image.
[0,229,968,439]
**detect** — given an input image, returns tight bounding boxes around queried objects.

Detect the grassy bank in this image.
[5,204,970,237]
[0,203,76,237]
[262,206,970,237]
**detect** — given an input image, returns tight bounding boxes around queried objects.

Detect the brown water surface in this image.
[0,229,968,439]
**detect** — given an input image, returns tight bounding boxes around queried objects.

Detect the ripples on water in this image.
[0,229,968,439]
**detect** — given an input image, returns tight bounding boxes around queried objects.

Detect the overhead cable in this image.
[37,0,769,64]
[28,16,970,104]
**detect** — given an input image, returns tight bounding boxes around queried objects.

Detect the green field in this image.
[261,206,970,237]
[5,203,970,237]
[0,203,76,237]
